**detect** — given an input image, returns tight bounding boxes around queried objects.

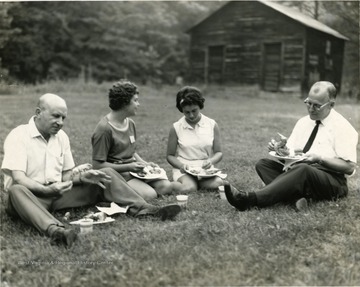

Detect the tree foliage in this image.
[0,1,220,84]
[279,1,359,93]
[0,1,357,89]
[320,1,359,92]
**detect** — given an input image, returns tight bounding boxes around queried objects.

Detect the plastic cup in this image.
[79,218,93,234]
[176,195,188,209]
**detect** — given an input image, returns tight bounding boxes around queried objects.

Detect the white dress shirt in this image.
[287,109,358,163]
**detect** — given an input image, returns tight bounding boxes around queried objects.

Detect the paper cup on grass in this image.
[176,195,188,209]
[218,186,226,200]
[79,218,93,234]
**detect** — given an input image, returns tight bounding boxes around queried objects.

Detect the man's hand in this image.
[80,170,112,189]
[48,181,73,197]
[302,153,321,164]
[268,139,276,152]
[73,163,92,173]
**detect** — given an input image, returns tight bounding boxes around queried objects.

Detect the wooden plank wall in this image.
[305,28,345,91]
[189,1,307,90]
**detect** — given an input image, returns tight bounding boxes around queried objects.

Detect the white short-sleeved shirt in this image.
[287,109,358,163]
[174,114,216,165]
[172,114,216,181]
[1,116,75,191]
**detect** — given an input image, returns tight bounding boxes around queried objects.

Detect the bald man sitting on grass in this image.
[1,93,181,248]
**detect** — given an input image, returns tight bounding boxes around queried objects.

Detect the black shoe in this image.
[136,204,181,221]
[223,182,237,206]
[155,204,181,221]
[224,183,251,211]
[50,228,77,248]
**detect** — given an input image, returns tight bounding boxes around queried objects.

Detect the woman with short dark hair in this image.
[167,86,225,193]
[92,80,185,199]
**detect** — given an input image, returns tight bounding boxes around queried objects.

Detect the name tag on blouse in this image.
[129,135,135,143]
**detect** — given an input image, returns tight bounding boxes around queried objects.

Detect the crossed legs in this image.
[255,159,348,207]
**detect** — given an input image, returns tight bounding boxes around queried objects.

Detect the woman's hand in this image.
[128,162,147,172]
[180,164,189,174]
[80,170,112,189]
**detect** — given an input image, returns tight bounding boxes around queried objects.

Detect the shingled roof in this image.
[188,0,349,41]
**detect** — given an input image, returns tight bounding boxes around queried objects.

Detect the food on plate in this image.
[271,133,290,157]
[84,212,107,222]
[148,166,162,174]
[137,165,162,177]
[204,169,219,175]
[294,149,304,156]
[189,169,201,174]
[187,167,219,176]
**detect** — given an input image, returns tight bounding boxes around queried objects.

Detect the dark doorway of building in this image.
[263,43,282,91]
[208,45,224,84]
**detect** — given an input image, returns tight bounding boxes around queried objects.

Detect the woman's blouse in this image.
[173,113,216,167]
[92,116,137,163]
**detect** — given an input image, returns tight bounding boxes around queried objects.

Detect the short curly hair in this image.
[176,86,205,113]
[108,80,139,111]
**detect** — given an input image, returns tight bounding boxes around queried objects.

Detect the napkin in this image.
[96,202,129,215]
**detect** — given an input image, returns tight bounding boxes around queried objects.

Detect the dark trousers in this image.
[254,159,348,207]
[5,167,151,235]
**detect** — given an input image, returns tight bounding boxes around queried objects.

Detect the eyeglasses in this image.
[304,98,332,111]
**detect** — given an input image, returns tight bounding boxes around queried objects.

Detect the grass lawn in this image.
[1,82,359,286]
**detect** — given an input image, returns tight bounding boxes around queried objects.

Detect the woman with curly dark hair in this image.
[167,86,227,193]
[91,80,185,199]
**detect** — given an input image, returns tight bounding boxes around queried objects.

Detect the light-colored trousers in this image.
[5,168,151,235]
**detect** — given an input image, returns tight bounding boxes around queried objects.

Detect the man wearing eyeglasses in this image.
[224,81,358,211]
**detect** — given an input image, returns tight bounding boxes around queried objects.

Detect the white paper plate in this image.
[130,166,167,180]
[269,151,305,161]
[130,171,163,180]
[70,217,115,225]
[185,167,222,178]
[96,202,128,215]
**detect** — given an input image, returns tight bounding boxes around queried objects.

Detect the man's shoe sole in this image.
[51,229,77,248]
[156,204,181,221]
[64,229,77,248]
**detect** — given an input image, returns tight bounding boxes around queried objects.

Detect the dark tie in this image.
[303,120,321,153]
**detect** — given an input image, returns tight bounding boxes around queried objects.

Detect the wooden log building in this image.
[187,0,348,93]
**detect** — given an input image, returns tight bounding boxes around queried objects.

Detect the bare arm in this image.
[166,126,185,170]
[12,170,72,197]
[63,164,112,189]
[133,153,147,164]
[92,159,146,173]
[201,123,223,169]
[209,123,223,164]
